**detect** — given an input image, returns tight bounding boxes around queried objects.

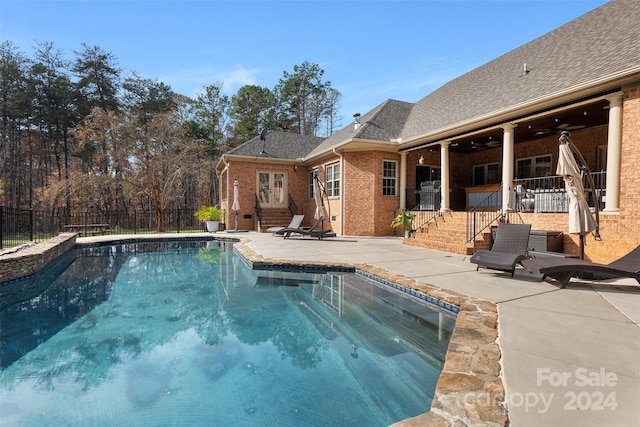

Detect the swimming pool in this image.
[0,240,455,426]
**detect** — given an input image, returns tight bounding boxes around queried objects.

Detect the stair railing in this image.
[254,195,262,225]
[466,187,504,250]
[287,194,302,216]
[410,188,443,235]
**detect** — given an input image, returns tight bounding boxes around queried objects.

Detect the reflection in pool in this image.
[0,240,455,426]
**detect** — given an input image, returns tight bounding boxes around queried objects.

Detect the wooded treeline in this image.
[0,41,342,222]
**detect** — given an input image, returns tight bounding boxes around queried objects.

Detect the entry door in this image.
[257,171,286,208]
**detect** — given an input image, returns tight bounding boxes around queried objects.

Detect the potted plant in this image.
[195,205,224,232]
[391,211,416,238]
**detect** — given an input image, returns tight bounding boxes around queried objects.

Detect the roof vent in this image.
[353,113,361,130]
[521,63,530,76]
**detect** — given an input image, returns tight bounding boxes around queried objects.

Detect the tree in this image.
[323,87,343,137]
[0,41,30,207]
[274,61,340,137]
[28,42,76,192]
[186,83,229,154]
[73,43,121,117]
[228,84,275,147]
[122,72,175,131]
[126,112,208,232]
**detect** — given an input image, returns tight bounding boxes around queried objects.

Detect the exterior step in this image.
[258,209,294,233]
[407,211,492,255]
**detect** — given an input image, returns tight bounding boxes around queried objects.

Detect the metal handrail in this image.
[466,187,503,245]
[288,194,301,216]
[254,195,262,225]
[410,188,442,234]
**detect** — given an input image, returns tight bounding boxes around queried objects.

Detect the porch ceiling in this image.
[441,99,610,154]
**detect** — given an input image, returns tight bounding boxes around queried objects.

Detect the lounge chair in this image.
[282,219,336,240]
[470,223,532,276]
[266,215,304,235]
[521,245,640,288]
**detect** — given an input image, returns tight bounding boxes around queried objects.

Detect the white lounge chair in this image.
[266,215,304,235]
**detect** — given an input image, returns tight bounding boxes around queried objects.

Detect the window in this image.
[516,154,552,178]
[382,160,397,196]
[308,169,318,198]
[326,162,340,197]
[473,162,500,186]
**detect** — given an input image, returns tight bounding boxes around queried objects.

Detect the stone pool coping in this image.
[1,233,507,426]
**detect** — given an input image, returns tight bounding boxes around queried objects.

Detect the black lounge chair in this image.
[282,219,336,240]
[470,223,532,276]
[521,245,640,288]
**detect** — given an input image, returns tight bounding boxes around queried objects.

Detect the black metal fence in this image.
[1,206,207,250]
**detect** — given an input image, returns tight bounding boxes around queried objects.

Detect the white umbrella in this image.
[231,179,240,230]
[557,132,597,258]
[313,177,324,221]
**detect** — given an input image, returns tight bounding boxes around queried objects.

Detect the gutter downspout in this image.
[333,148,344,236]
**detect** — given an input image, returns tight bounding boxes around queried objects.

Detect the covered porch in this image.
[398,94,622,259]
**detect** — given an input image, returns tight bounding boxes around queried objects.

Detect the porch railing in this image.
[465,170,606,248]
[513,171,606,213]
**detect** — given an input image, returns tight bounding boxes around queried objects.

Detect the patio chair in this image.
[470,223,532,276]
[282,219,336,240]
[267,215,304,235]
[521,245,640,288]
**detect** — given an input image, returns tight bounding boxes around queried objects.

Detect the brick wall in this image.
[0,233,76,283]
[342,151,400,236]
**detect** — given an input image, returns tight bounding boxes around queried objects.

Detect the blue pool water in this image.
[0,240,455,426]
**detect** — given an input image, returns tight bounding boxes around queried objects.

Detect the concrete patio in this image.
[232,232,639,427]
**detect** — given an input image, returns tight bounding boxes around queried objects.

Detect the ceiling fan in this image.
[535,122,586,135]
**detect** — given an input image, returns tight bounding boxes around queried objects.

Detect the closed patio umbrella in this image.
[313,177,324,224]
[313,177,324,220]
[231,179,240,231]
[557,132,598,259]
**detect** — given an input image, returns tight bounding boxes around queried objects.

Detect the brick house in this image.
[218,0,640,263]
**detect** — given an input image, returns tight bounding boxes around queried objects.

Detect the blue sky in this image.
[1,0,607,128]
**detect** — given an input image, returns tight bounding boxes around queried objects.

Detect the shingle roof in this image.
[400,0,640,141]
[224,0,638,163]
[226,131,324,160]
[304,99,413,159]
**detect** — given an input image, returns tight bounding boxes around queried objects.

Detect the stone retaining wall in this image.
[0,233,77,283]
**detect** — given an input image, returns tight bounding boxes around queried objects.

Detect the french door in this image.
[257,171,286,208]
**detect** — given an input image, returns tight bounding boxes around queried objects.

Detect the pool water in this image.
[0,240,455,426]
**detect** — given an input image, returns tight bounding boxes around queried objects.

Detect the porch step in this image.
[406,211,491,255]
[258,209,294,233]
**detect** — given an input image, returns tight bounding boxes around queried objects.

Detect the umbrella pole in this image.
[235,211,238,231]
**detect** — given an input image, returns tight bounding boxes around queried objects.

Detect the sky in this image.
[1,0,608,129]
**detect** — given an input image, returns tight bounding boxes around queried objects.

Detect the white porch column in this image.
[604,93,623,213]
[399,152,407,210]
[440,141,451,212]
[501,124,517,212]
